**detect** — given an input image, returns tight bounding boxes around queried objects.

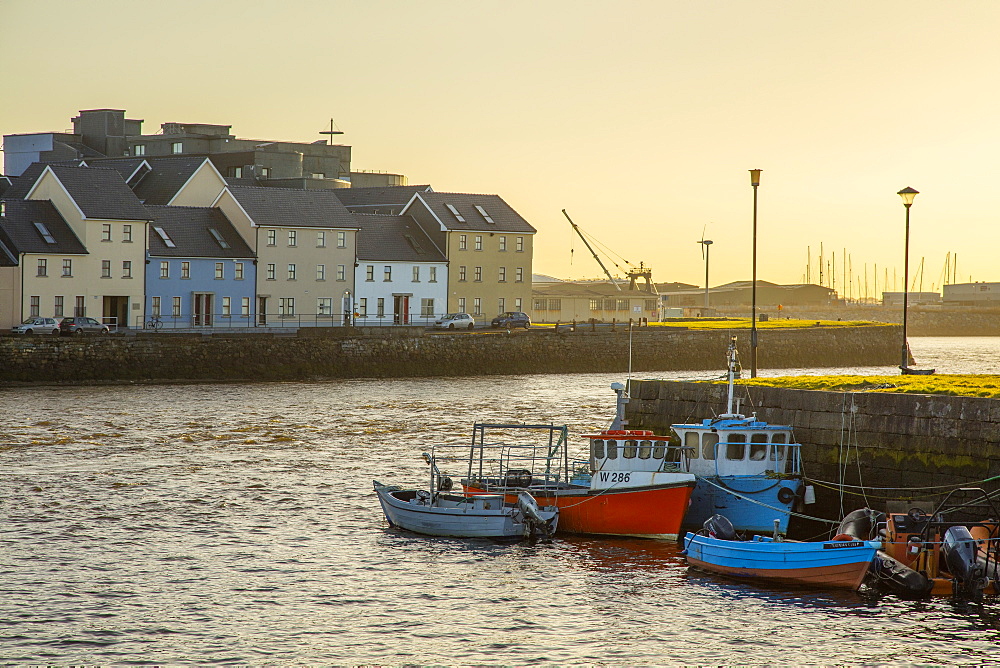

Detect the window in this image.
[726,434,747,460]
[515,236,524,252]
[617,298,629,311]
[222,296,231,317]
[412,266,420,282]
[515,267,523,283]
[429,267,437,282]
[172,296,181,317]
[317,264,326,281]
[123,225,132,242]
[499,236,507,251]
[750,434,769,461]
[267,230,276,246]
[638,440,652,460]
[421,298,434,317]
[457,297,466,313]
[215,263,224,279]
[593,439,606,460]
[171,142,183,154]
[498,298,505,314]
[36,259,47,277]
[133,144,145,156]
[288,230,297,247]
[358,298,367,317]
[685,433,700,460]
[474,266,482,282]
[54,296,64,318]
[279,297,295,316]
[228,166,243,178]
[153,226,176,248]
[459,234,467,250]
[702,433,719,460]
[459,266,467,282]
[235,263,244,280]
[498,267,506,282]
[75,296,85,316]
[589,298,600,311]
[473,297,481,315]
[287,263,296,280]
[337,264,346,281]
[604,298,616,310]
[160,261,169,278]
[377,298,385,317]
[337,231,346,248]
[151,297,161,317]
[366,265,374,281]
[266,263,276,280]
[534,299,546,311]
[102,224,112,242]
[623,440,638,459]
[209,228,230,249]
[607,439,618,460]
[62,259,73,277]
[101,260,111,278]
[317,231,326,247]
[446,203,465,222]
[241,297,250,318]
[181,262,190,279]
[34,222,56,244]
[474,235,483,251]
[645,299,657,311]
[311,172,325,179]
[548,299,561,310]
[317,297,333,316]
[475,205,494,223]
[122,261,132,278]
[29,296,39,317]
[514,298,522,311]
[383,266,392,282]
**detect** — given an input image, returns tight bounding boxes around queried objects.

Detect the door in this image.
[258,297,267,325]
[193,293,214,326]
[393,295,410,325]
[102,296,129,329]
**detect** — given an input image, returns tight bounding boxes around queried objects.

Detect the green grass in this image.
[650,318,887,330]
[728,375,1000,398]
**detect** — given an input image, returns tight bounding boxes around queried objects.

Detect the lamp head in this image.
[749,169,762,186]
[897,187,919,207]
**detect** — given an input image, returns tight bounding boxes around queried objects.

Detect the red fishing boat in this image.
[460,383,696,539]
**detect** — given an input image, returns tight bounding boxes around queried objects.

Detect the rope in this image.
[807,474,1000,493]
[696,475,840,526]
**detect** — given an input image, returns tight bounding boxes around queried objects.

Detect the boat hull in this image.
[683,533,880,590]
[375,484,557,539]
[684,476,803,535]
[463,480,694,539]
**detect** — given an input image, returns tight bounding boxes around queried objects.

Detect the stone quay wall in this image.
[626,380,1000,526]
[0,324,900,384]
[717,305,1000,336]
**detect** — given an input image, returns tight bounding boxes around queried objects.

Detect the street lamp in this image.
[897,187,918,371]
[749,168,762,378]
[698,237,714,309]
[343,290,353,327]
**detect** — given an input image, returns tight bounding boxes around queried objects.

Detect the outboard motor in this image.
[942,525,988,601]
[703,514,736,540]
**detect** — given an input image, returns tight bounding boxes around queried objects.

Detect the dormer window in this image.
[446,204,465,223]
[153,226,176,248]
[209,228,231,249]
[475,205,494,223]
[33,222,57,244]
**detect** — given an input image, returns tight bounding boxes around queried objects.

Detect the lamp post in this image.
[699,239,713,309]
[897,187,918,371]
[343,290,353,327]
[749,169,762,378]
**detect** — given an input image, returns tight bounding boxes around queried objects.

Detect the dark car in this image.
[491,311,531,329]
[59,316,110,336]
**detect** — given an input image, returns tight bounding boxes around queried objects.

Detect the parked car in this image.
[434,313,476,330]
[59,316,110,336]
[12,317,62,335]
[491,311,532,329]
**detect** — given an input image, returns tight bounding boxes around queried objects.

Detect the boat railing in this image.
[467,423,571,486]
[706,441,803,477]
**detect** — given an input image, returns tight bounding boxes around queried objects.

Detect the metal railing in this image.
[133,311,498,331]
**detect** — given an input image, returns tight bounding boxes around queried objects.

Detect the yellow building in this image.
[531,280,661,324]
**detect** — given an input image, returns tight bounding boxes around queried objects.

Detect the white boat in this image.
[374,451,558,539]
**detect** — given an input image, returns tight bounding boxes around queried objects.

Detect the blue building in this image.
[145,205,256,328]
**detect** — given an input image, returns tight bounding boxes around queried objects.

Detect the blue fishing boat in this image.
[672,337,808,536]
[683,515,880,590]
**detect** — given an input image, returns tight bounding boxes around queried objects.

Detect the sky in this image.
[3,0,999,294]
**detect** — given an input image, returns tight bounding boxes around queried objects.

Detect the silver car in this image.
[434,313,476,330]
[12,317,62,335]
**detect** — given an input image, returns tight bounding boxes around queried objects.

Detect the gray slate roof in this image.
[79,157,149,185]
[408,192,536,233]
[44,165,150,221]
[0,199,88,258]
[146,205,254,259]
[352,214,447,263]
[227,185,357,229]
[0,176,10,197]
[333,185,432,211]
[1,163,47,199]
[131,156,212,205]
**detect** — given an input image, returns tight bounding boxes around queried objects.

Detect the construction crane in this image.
[562,209,622,291]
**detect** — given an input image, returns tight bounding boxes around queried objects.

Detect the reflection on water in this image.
[1,340,999,662]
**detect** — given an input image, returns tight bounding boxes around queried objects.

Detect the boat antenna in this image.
[627,319,634,390]
[724,335,739,417]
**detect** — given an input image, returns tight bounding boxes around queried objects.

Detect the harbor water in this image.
[2,336,1000,664]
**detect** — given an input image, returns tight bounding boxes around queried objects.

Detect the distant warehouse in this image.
[943,282,1000,306]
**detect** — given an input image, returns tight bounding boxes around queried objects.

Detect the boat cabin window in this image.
[592,439,605,459]
[685,432,700,459]
[638,440,652,459]
[652,442,666,459]
[607,439,618,460]
[772,433,787,444]
[702,433,719,460]
[773,444,786,460]
[750,433,768,461]
[623,439,637,459]
[726,433,746,460]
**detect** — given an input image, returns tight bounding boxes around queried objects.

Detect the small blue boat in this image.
[672,336,808,536]
[683,515,880,590]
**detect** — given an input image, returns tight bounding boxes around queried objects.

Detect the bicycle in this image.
[144,316,163,331]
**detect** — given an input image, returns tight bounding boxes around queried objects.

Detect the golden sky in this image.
[3,0,998,293]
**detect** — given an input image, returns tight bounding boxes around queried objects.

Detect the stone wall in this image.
[0,324,900,383]
[626,380,1000,528]
[718,305,1000,336]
